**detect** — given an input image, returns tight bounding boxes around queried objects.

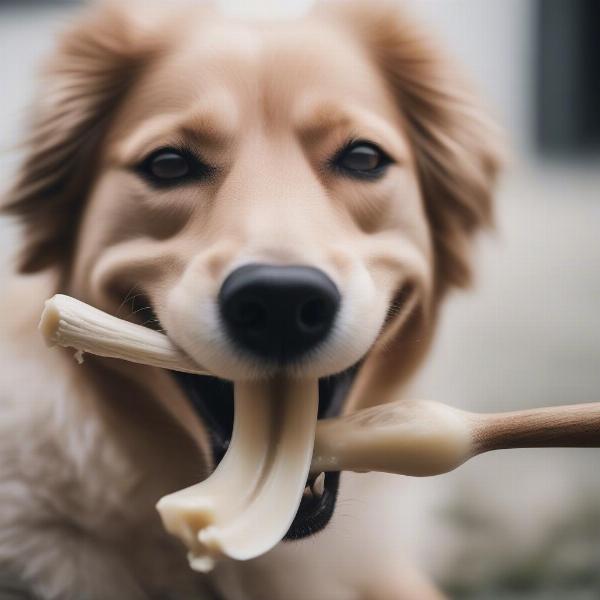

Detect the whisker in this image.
[131,305,152,316]
[116,285,143,318]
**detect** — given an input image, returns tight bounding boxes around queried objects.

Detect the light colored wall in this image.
[415,0,535,154]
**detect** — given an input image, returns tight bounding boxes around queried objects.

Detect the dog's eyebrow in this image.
[113,104,236,164]
[178,106,236,147]
[295,101,410,162]
[296,104,354,143]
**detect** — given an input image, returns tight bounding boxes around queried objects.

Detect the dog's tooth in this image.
[303,485,313,501]
[312,472,325,497]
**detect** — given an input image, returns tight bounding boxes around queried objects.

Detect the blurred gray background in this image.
[1,1,599,598]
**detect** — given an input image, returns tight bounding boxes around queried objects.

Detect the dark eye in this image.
[136,147,213,187]
[149,150,190,179]
[332,141,392,179]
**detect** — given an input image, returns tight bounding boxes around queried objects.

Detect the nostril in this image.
[297,297,329,332]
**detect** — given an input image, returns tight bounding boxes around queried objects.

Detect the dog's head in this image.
[4,0,502,538]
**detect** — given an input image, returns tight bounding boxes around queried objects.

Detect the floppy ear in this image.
[2,3,158,273]
[323,0,505,408]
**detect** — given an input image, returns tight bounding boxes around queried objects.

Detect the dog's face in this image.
[71,11,432,382]
[5,1,501,539]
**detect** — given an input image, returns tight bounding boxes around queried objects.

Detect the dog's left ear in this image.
[322,0,505,408]
[2,2,161,273]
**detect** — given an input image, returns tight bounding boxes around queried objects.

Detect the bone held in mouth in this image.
[39,294,600,568]
[39,294,209,375]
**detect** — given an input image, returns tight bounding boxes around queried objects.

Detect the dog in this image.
[0,0,502,597]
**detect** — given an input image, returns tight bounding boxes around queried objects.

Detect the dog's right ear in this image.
[2,3,160,273]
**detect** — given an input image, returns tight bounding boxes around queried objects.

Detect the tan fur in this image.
[0,1,502,598]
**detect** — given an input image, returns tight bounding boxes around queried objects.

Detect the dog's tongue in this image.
[157,378,318,571]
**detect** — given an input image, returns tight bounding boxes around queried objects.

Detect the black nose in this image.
[218,264,340,362]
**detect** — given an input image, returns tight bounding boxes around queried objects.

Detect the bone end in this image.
[156,494,218,569]
[38,296,61,347]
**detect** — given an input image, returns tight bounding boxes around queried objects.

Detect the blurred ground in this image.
[1,1,599,598]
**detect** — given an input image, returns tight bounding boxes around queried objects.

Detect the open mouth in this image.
[170,366,358,540]
[130,290,359,540]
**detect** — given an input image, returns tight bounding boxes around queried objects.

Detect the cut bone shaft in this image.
[39,294,209,375]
